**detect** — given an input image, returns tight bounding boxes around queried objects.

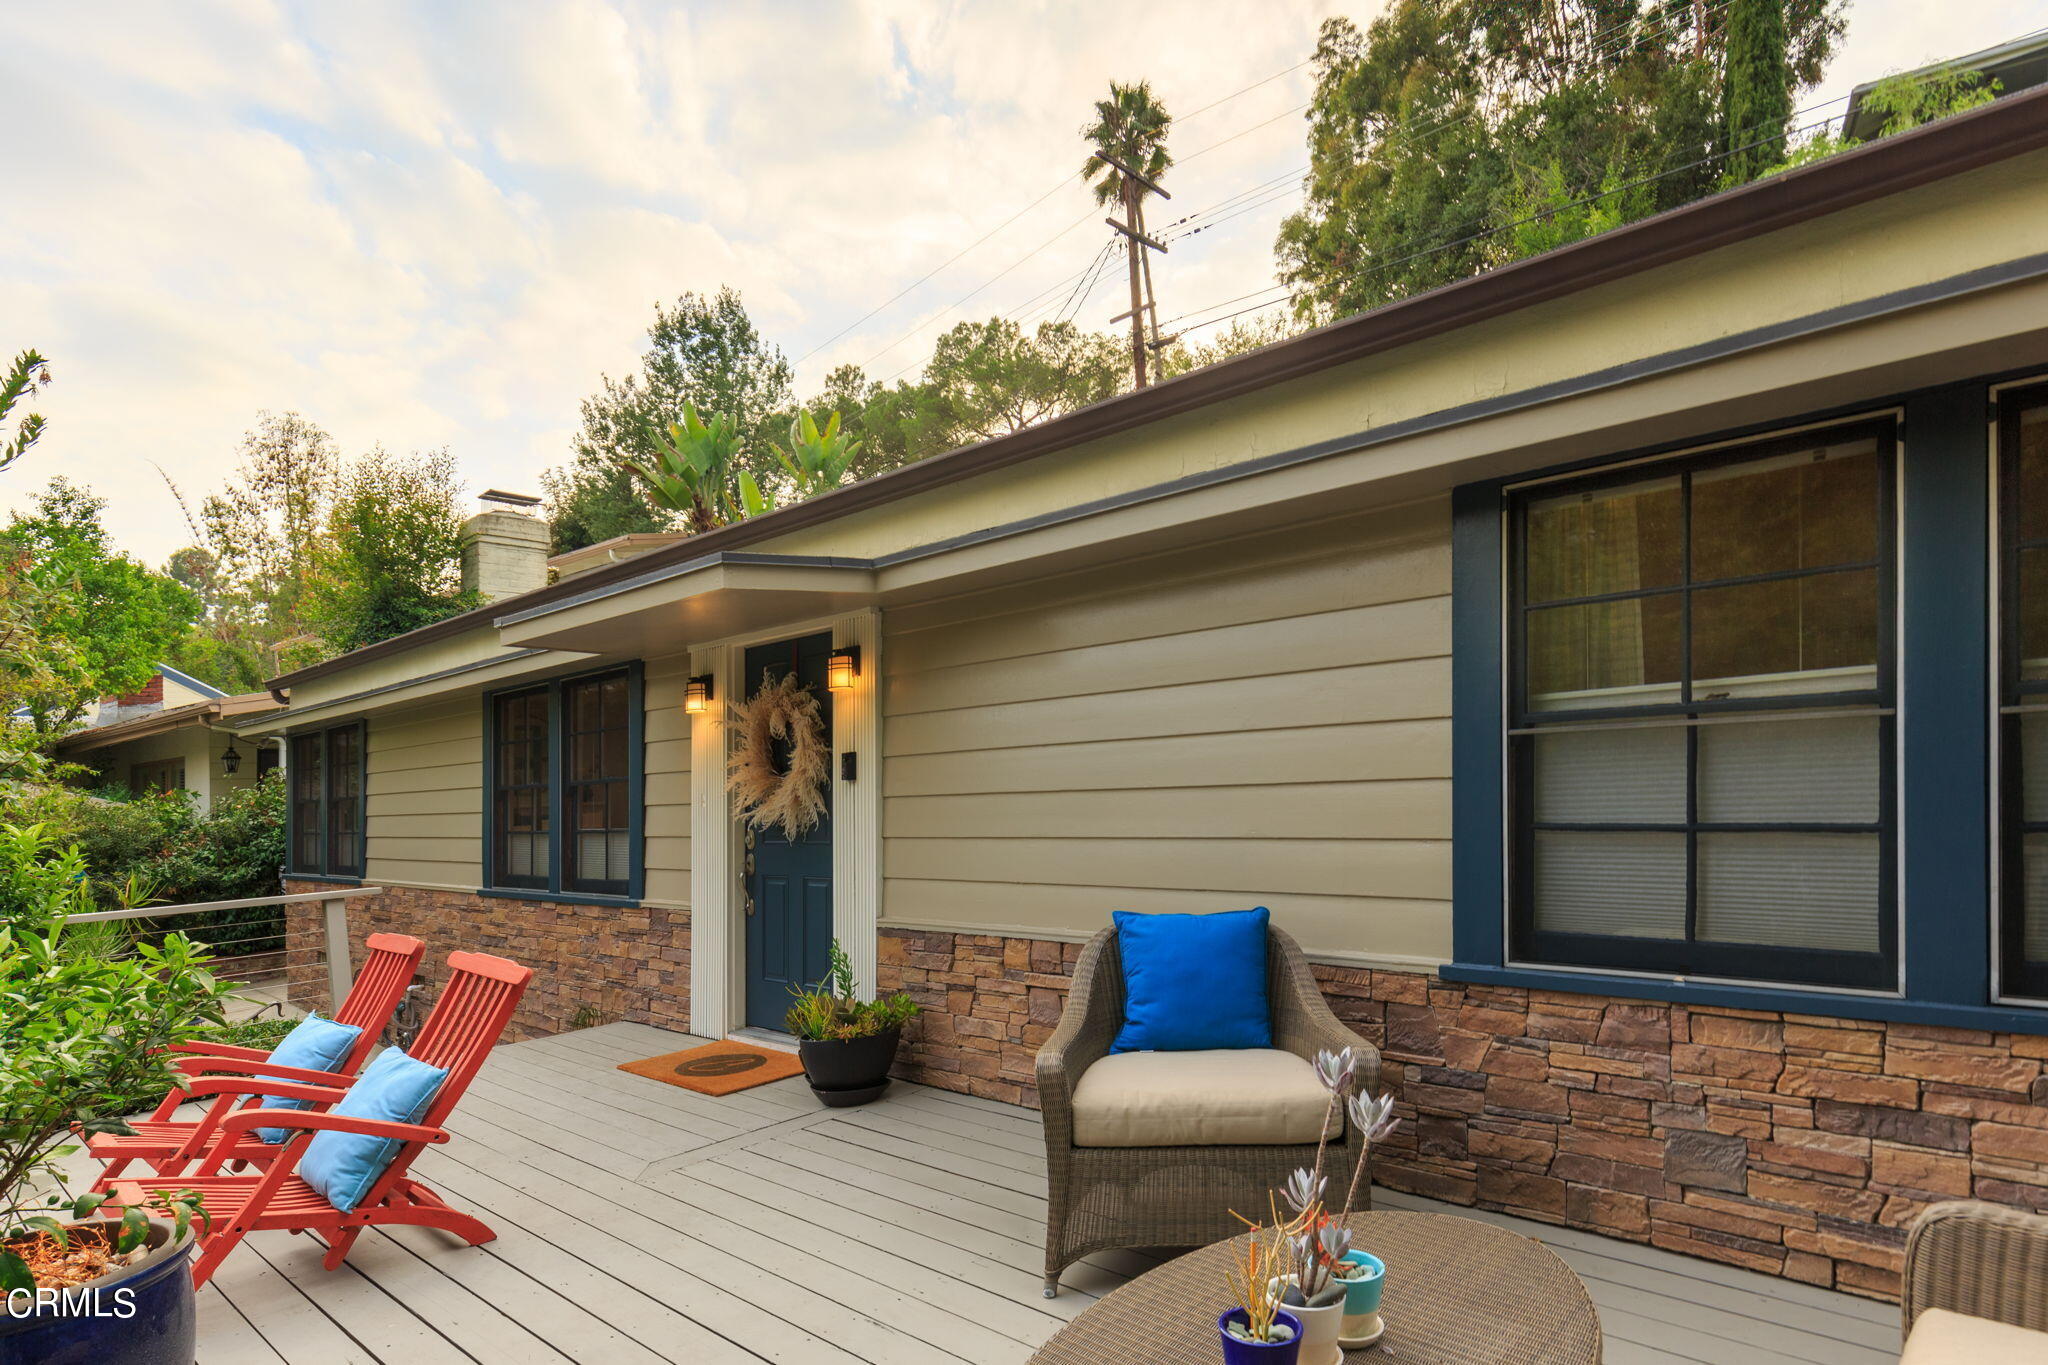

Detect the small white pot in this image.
[1267,1275,1344,1365]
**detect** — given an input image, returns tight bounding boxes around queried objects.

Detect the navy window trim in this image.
[284,720,366,880]
[481,662,645,903]
[1453,380,2031,1027]
[1997,381,2048,1001]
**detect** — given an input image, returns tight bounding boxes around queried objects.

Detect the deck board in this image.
[165,1021,1899,1364]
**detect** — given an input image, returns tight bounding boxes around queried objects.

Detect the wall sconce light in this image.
[219,739,242,777]
[827,646,860,691]
[684,675,715,714]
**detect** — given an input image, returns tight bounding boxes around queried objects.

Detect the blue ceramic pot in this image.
[1218,1306,1304,1364]
[1335,1249,1385,1316]
[0,1220,195,1365]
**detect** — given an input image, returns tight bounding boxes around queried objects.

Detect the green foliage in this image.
[628,403,752,530]
[777,410,862,499]
[302,447,482,652]
[1765,68,2001,176]
[22,774,287,916]
[0,349,51,475]
[170,413,490,680]
[1277,1,1845,321]
[1722,0,1793,183]
[0,822,234,1290]
[921,318,1124,445]
[784,937,922,1042]
[0,480,201,735]
[551,288,794,553]
[1080,79,1174,208]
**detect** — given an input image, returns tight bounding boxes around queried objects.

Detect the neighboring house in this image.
[1842,31,2048,141]
[244,91,2048,1299]
[55,664,282,809]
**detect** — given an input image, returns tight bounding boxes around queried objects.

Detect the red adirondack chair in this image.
[108,950,532,1288]
[90,932,425,1187]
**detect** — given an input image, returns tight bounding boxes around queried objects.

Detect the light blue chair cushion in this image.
[250,1014,362,1144]
[1110,907,1273,1053]
[297,1047,448,1213]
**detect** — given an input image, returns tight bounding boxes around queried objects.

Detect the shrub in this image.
[0,823,232,1292]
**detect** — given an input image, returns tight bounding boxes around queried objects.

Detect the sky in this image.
[2,0,2040,565]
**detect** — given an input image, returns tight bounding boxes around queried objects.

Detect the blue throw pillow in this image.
[250,1014,362,1144]
[297,1047,448,1213]
[1110,907,1273,1053]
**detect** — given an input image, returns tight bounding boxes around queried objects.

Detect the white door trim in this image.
[687,609,883,1037]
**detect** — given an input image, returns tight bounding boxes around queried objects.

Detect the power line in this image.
[812,52,1323,374]
[1158,88,1898,340]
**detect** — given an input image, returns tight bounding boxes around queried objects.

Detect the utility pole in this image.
[1096,149,1170,389]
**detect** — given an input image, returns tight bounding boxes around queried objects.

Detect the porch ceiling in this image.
[494,555,879,655]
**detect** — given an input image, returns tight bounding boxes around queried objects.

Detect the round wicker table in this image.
[1029,1210,1602,1364]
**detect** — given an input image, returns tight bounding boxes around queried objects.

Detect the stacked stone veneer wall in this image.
[283,882,688,1041]
[877,926,2048,1301]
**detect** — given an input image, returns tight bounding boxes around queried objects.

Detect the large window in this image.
[287,723,365,878]
[1999,386,2048,999]
[486,666,641,900]
[1508,422,1896,989]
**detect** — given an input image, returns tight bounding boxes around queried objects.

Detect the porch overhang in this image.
[493,552,880,655]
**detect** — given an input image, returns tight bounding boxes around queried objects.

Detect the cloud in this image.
[0,0,2026,563]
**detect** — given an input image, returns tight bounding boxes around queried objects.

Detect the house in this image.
[240,88,2048,1299]
[53,663,280,808]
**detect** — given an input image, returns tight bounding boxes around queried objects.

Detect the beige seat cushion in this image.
[1902,1308,2048,1364]
[1071,1049,1341,1148]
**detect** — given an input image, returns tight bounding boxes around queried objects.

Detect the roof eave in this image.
[263,84,2048,695]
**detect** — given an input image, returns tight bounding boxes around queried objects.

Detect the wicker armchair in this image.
[1901,1201,2048,1353]
[1036,925,1377,1297]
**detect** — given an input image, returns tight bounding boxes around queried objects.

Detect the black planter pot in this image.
[0,1219,195,1365]
[797,1026,902,1107]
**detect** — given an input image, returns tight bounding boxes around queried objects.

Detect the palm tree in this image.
[1080,82,1173,387]
[1080,81,1173,208]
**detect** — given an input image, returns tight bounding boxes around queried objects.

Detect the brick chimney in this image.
[460,491,549,602]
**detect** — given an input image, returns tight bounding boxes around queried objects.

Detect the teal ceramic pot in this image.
[1335,1250,1385,1316]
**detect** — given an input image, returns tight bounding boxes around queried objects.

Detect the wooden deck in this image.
[173,1021,1899,1365]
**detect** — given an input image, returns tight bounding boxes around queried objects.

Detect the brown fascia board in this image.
[265,83,2048,695]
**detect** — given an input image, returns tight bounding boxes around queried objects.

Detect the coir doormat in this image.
[617,1040,805,1096]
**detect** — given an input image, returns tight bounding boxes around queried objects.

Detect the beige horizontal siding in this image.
[641,654,691,906]
[880,498,1454,961]
[364,698,481,891]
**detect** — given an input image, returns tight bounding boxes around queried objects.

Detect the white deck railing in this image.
[66,887,385,1011]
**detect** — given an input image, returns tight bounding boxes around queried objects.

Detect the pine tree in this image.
[1723,0,1793,184]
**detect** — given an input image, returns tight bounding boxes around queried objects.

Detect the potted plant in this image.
[0,825,233,1362]
[1219,1214,1303,1363]
[784,939,921,1106]
[1264,1048,1401,1365]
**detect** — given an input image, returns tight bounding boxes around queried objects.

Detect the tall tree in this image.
[197,411,337,669]
[1277,2,1844,321]
[301,448,481,652]
[919,318,1124,443]
[1082,81,1174,388]
[170,413,486,681]
[1722,0,1793,182]
[0,349,50,475]
[0,480,200,735]
[547,288,795,553]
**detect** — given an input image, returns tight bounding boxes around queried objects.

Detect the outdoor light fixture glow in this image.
[219,739,242,776]
[684,675,714,714]
[827,646,860,691]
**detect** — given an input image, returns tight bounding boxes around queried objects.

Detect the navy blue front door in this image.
[742,632,834,1031]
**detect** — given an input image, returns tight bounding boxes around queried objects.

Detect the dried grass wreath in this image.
[727,671,830,837]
